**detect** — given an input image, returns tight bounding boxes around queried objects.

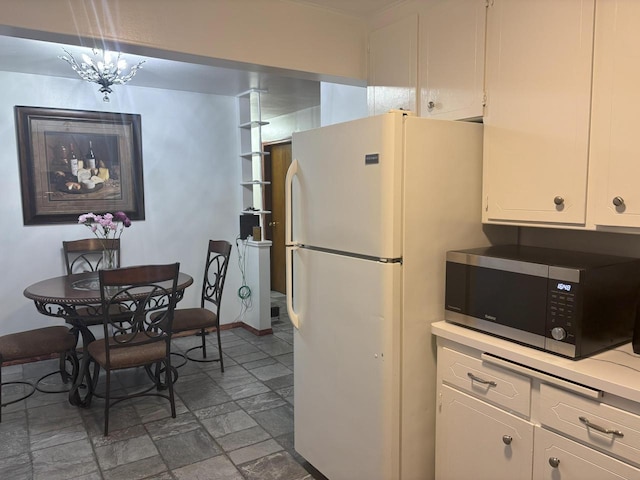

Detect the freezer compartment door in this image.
[292,247,402,480]
[291,112,404,259]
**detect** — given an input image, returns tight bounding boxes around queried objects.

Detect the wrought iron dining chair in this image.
[169,240,231,371]
[87,263,180,436]
[0,326,78,422]
[63,238,121,274]
[63,238,125,327]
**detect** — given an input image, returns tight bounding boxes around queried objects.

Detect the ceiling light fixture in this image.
[59,48,145,102]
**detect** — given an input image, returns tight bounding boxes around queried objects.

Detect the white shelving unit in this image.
[237,89,271,230]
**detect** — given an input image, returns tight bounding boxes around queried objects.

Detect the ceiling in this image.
[0,0,402,119]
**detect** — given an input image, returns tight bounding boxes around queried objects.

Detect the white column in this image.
[242,239,272,333]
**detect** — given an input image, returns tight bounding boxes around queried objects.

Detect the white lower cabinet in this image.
[436,385,534,480]
[533,427,640,480]
[436,341,640,479]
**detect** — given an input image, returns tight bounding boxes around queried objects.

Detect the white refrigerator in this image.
[286,111,503,480]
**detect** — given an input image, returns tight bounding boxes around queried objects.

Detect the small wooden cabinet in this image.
[368,15,418,115]
[434,329,640,480]
[419,0,486,120]
[482,0,595,226]
[436,384,534,480]
[533,427,640,479]
[588,0,640,229]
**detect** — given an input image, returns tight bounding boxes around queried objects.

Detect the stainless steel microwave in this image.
[444,245,640,359]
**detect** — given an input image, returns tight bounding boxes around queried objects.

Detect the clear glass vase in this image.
[101,249,118,270]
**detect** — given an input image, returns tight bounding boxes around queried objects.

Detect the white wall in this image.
[262,106,320,143]
[0,0,368,83]
[320,82,368,126]
[0,71,246,336]
[520,227,640,259]
[262,82,368,142]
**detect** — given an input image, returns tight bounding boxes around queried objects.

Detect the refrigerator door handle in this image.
[286,245,300,329]
[285,158,300,328]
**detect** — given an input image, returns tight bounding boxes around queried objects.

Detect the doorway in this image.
[264,141,292,294]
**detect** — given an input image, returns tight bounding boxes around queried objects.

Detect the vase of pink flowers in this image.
[78,211,132,270]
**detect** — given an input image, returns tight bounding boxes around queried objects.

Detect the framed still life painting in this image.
[15,106,145,225]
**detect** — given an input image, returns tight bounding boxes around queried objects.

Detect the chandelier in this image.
[59,48,145,102]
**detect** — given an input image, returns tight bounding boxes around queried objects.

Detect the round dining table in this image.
[23,271,194,407]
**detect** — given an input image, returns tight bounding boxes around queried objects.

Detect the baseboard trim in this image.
[239,323,273,336]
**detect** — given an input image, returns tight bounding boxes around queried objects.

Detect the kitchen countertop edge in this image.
[431,320,640,404]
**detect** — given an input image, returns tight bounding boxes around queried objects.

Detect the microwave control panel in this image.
[546,280,578,344]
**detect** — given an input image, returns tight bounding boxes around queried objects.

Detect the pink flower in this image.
[78,211,132,251]
[113,211,131,227]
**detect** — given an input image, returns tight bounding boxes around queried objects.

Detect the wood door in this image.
[264,142,291,294]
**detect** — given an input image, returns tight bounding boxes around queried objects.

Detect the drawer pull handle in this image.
[502,435,512,445]
[548,457,560,468]
[579,416,624,438]
[467,372,497,387]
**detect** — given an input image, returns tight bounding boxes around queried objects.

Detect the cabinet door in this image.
[533,427,640,479]
[436,385,534,480]
[419,0,486,120]
[368,15,418,115]
[589,1,640,228]
[483,0,594,225]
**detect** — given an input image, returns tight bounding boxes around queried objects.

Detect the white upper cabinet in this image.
[420,0,486,120]
[588,0,640,228]
[483,0,595,226]
[368,15,418,116]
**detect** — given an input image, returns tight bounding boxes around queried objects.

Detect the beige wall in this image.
[0,0,368,82]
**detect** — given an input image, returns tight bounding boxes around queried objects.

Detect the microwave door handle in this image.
[285,159,300,329]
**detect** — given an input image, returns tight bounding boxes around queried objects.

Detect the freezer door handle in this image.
[285,158,298,246]
[286,245,300,329]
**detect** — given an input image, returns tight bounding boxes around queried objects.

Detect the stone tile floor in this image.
[0,293,324,480]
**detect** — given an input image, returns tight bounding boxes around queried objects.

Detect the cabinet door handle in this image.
[502,435,512,445]
[467,372,497,387]
[427,101,435,111]
[613,196,625,207]
[579,416,624,437]
[548,457,560,468]
[554,196,564,206]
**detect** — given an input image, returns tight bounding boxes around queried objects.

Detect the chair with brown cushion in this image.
[87,263,180,436]
[0,326,78,422]
[63,238,125,326]
[170,240,231,371]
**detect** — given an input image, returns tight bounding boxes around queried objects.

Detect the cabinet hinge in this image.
[482,92,487,107]
[485,196,489,212]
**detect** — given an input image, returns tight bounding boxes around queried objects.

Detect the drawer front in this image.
[439,346,531,416]
[540,383,640,467]
[534,426,640,480]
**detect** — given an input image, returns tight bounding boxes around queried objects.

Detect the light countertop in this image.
[431,320,640,404]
